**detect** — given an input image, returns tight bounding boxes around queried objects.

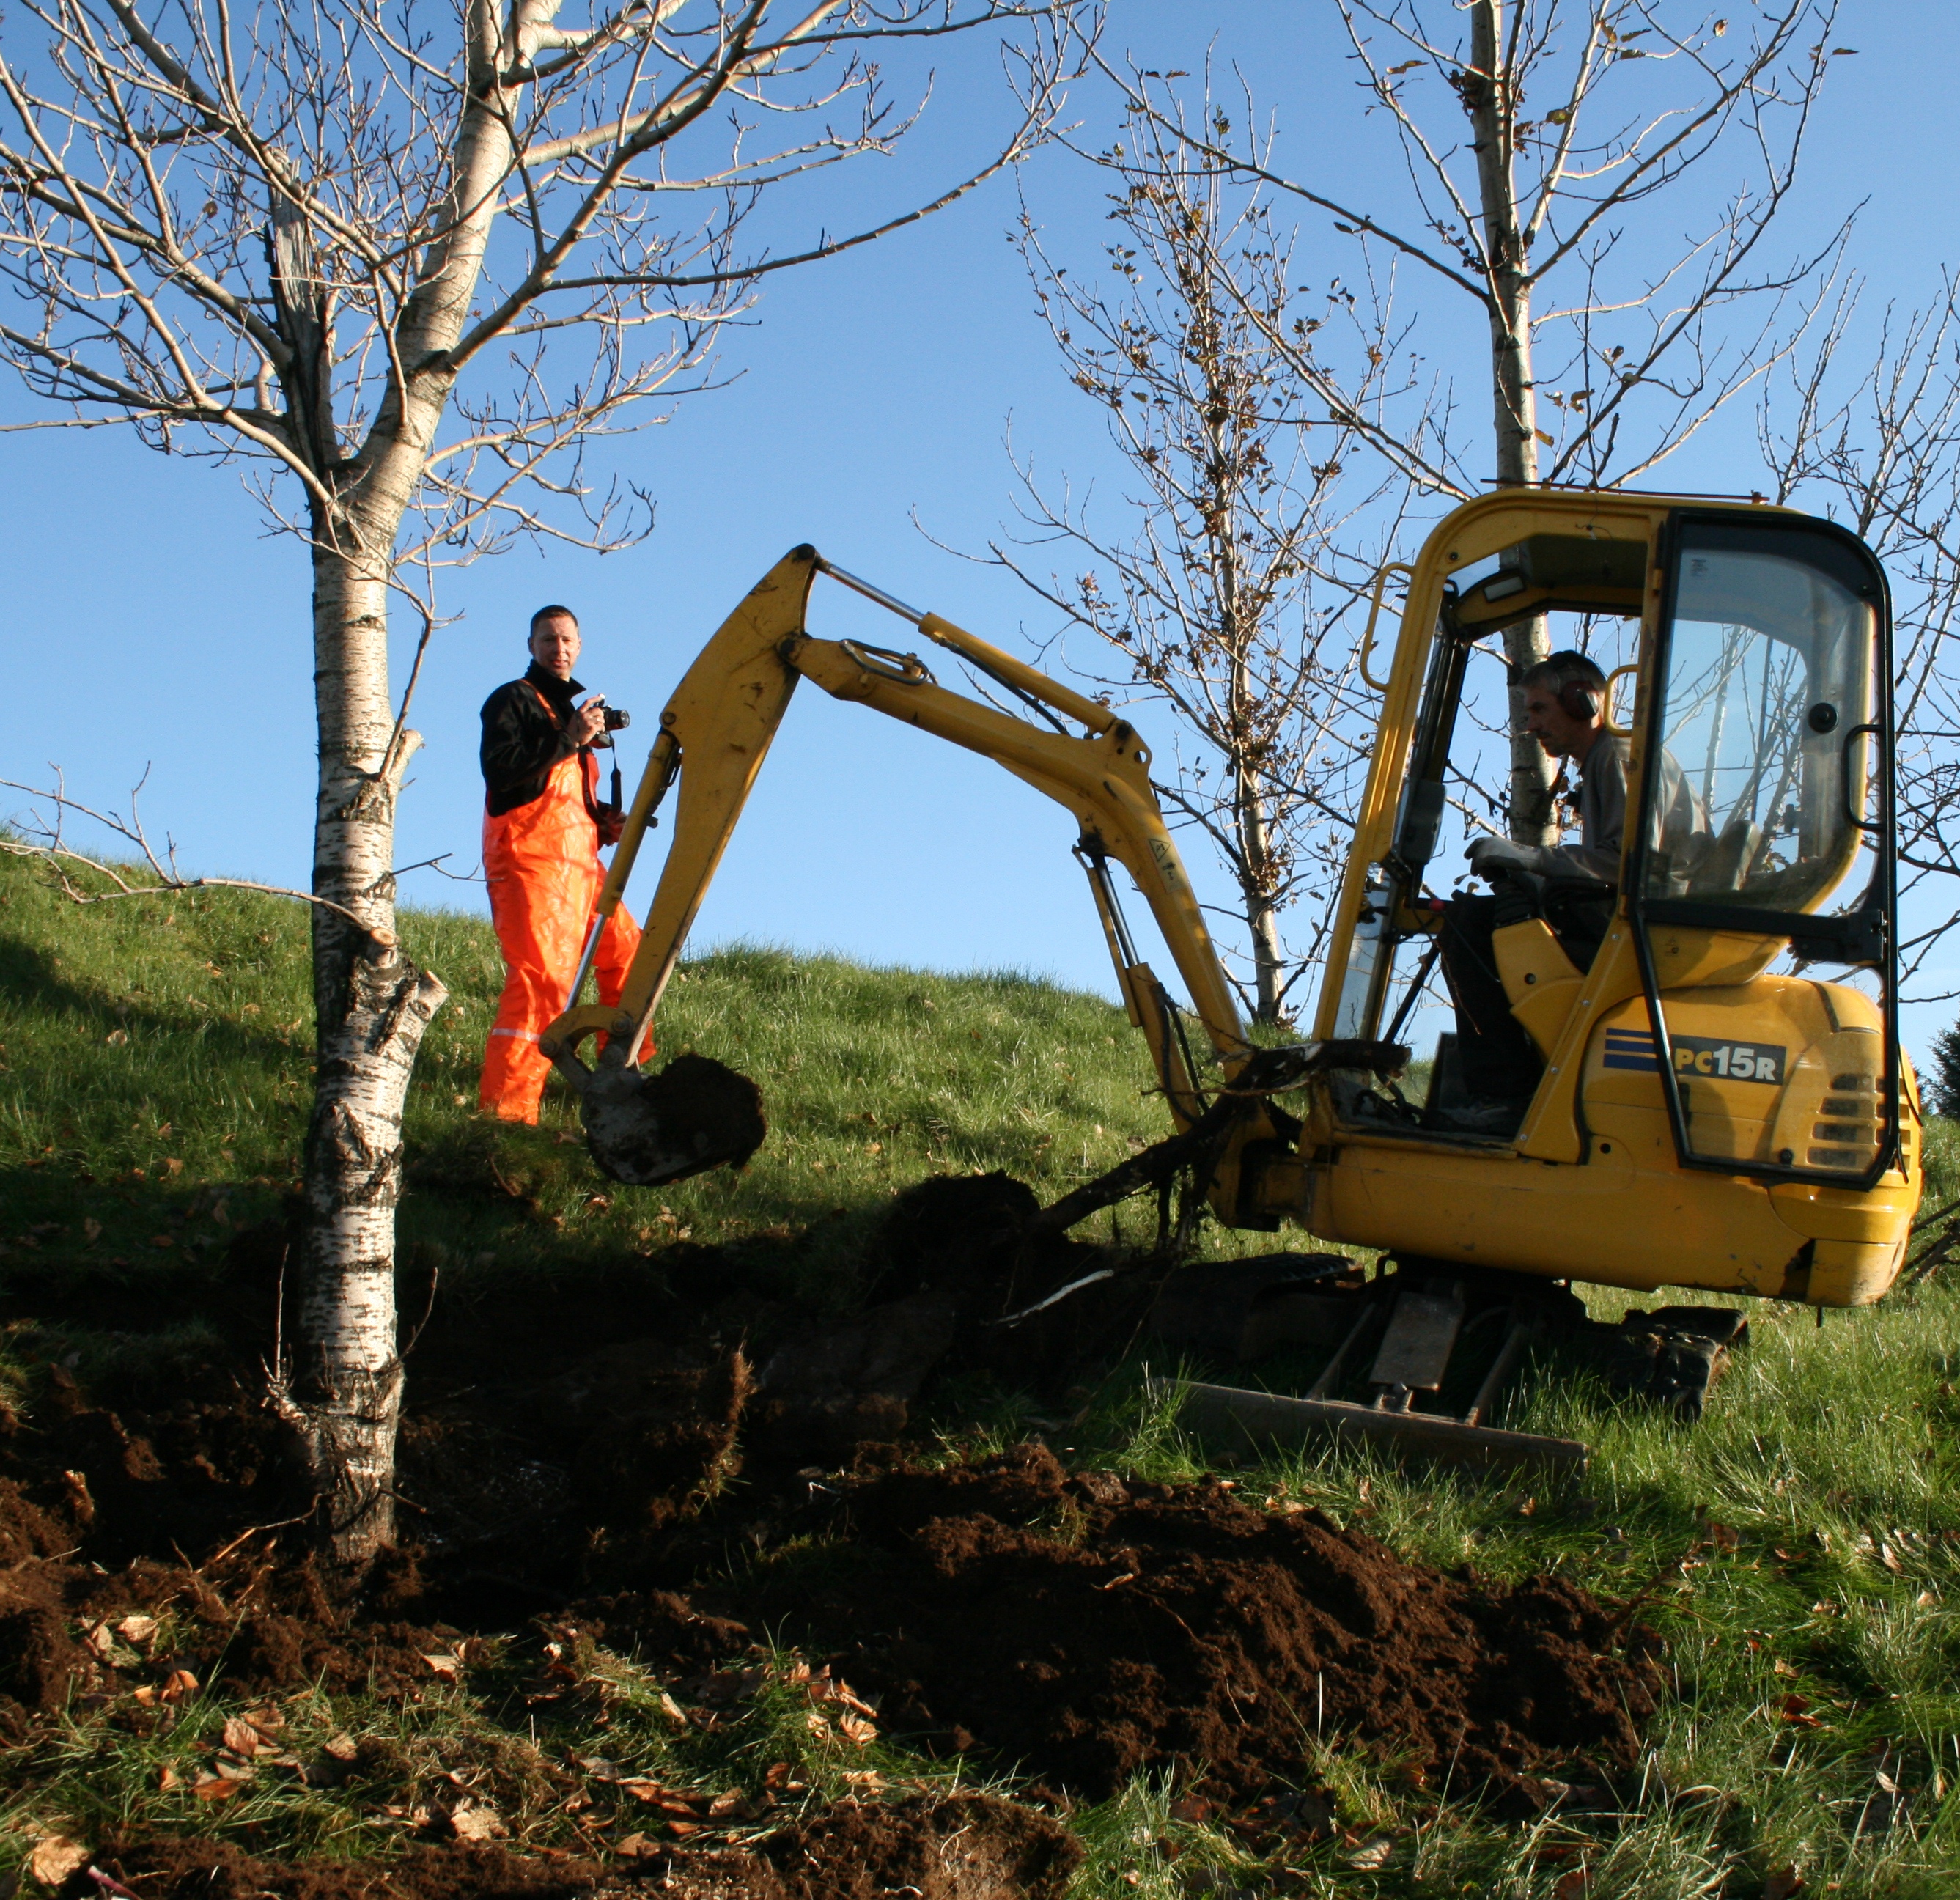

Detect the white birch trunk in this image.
[290,544,448,1564]
[1468,0,1557,848]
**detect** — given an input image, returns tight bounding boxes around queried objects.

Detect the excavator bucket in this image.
[558,1048,766,1188]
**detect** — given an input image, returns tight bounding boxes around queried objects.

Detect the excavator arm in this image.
[537,544,1304,1215]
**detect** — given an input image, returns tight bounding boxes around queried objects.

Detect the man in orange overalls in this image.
[478,605,644,1122]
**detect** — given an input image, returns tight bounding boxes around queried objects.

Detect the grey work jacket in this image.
[1536,737,1698,886]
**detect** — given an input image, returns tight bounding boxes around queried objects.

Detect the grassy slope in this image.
[4,850,1960,1895]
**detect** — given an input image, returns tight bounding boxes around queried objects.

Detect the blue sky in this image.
[4,1,1956,1061]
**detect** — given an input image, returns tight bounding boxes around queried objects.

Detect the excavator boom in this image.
[539,545,1297,1196]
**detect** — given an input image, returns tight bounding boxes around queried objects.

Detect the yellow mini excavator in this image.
[539,487,1922,1464]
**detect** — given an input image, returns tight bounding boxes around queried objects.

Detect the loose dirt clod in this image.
[581,1051,767,1188]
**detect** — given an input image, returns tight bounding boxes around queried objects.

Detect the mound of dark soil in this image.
[73,1793,1077,1900]
[736,1443,1659,1805]
[753,1173,1149,1455]
[0,1166,1666,1822]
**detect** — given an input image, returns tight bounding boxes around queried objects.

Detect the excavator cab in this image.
[1304,493,1916,1309]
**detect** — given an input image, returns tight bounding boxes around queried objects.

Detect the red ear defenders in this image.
[1558,676,1601,721]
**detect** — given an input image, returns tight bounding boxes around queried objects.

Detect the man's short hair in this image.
[1522,649,1606,694]
[529,604,578,638]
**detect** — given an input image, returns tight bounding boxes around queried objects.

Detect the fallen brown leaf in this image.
[449,1801,508,1842]
[159,1668,199,1704]
[1553,1868,1588,1899]
[115,1613,159,1649]
[1342,1837,1393,1871]
[222,1715,264,1758]
[192,1771,249,1801]
[27,1835,92,1887]
[1763,1870,1805,1900]
[421,1652,462,1682]
[84,1620,133,1664]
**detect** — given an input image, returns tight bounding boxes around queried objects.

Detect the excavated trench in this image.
[0,1171,1666,1893]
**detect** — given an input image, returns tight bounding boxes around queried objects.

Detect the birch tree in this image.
[0,0,1072,1566]
[985,93,1418,1022]
[1105,0,1846,845]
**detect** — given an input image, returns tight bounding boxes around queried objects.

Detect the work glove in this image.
[1465,835,1541,881]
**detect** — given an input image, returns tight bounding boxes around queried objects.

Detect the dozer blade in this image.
[1162,1379,1589,1470]
[572,1050,767,1187]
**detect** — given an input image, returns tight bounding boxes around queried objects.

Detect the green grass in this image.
[4,846,1960,1894]
[0,848,1183,1279]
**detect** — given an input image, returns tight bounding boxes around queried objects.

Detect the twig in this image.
[202,1502,325,1570]
[2,775,394,943]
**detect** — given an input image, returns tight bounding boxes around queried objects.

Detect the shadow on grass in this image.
[0,932,303,1071]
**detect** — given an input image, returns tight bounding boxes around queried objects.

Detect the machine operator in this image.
[1437,649,1697,1126]
[478,605,644,1124]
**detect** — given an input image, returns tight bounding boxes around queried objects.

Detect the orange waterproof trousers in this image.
[479,749,643,1124]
